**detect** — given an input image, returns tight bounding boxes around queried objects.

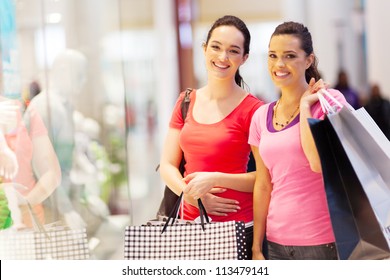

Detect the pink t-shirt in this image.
[170,90,263,223]
[248,89,347,246]
[4,100,48,223]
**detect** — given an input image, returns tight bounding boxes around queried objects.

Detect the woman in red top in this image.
[159,15,264,259]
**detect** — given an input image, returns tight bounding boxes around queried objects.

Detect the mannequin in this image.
[26,49,88,229]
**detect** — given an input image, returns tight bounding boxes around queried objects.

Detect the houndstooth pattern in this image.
[124,221,247,260]
[0,228,89,260]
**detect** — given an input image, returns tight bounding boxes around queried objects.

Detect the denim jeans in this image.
[267,240,338,260]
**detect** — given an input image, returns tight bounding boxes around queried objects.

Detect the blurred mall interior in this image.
[0,0,389,259]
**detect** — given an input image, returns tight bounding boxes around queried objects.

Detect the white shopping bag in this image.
[318,90,390,247]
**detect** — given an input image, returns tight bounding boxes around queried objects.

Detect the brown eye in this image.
[286,54,296,59]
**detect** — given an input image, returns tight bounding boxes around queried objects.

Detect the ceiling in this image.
[197,0,282,23]
[14,0,282,30]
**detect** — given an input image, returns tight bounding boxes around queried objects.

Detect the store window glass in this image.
[0,0,174,260]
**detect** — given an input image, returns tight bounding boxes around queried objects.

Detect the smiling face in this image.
[268,34,313,89]
[204,25,248,82]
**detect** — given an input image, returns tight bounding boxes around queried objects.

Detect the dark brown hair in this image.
[271,21,321,83]
[205,15,250,88]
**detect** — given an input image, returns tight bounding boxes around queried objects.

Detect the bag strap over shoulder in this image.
[155,88,192,172]
[180,88,192,121]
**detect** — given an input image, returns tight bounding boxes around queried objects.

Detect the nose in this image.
[219,51,229,61]
[276,58,285,67]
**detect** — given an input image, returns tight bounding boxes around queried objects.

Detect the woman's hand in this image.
[200,191,240,216]
[300,78,326,109]
[252,250,266,260]
[182,171,219,199]
[0,143,19,180]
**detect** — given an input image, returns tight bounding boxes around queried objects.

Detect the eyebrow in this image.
[268,50,297,54]
[210,40,241,50]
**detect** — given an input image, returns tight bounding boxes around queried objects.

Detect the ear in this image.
[202,42,207,54]
[306,53,314,69]
[241,54,249,65]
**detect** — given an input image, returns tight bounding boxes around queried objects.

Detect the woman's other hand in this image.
[200,191,240,216]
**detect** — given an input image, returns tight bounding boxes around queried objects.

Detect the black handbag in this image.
[156,88,192,217]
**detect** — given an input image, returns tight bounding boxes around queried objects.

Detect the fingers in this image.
[209,187,226,194]
[310,79,327,94]
[203,197,240,216]
[0,163,18,180]
[214,196,239,206]
[183,185,202,199]
[182,184,190,194]
[182,173,194,181]
[208,205,239,216]
[181,174,193,194]
[208,211,228,216]
[5,165,18,180]
[0,148,19,180]
[184,183,211,198]
[217,204,240,213]
[207,205,239,216]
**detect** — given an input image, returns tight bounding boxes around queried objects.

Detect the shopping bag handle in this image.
[161,192,210,233]
[317,89,347,115]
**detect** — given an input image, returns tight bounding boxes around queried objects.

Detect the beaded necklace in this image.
[273,99,300,128]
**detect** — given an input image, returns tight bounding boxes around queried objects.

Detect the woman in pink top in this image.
[249,22,348,260]
[160,15,264,259]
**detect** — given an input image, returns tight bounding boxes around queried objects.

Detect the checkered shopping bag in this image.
[124,220,246,260]
[0,225,89,260]
[124,193,247,260]
[0,184,89,260]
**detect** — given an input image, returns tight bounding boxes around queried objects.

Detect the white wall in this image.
[365,0,390,99]
[282,0,365,95]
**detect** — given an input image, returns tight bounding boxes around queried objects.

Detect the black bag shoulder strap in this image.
[180,88,192,121]
[155,88,192,172]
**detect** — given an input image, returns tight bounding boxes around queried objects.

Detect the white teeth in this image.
[214,62,229,69]
[275,71,288,77]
